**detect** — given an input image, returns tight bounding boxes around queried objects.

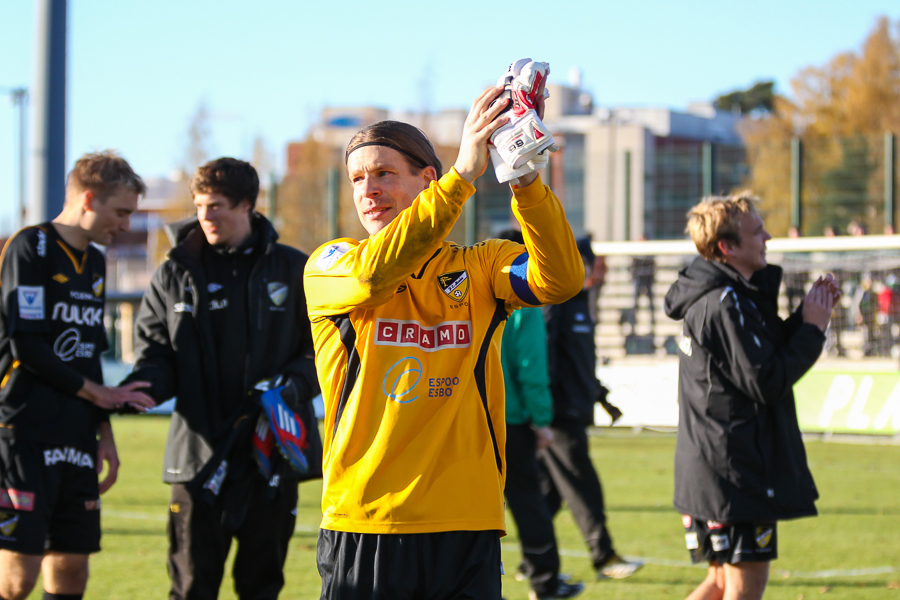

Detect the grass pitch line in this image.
[501,543,898,579]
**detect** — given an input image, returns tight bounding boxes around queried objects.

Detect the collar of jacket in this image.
[164,212,279,265]
[666,256,784,321]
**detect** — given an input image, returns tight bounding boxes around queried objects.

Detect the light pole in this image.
[1,87,28,230]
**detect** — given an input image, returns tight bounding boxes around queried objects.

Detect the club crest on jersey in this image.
[268,282,288,306]
[755,526,773,548]
[437,270,469,301]
[53,273,69,284]
[92,276,104,297]
[0,512,18,538]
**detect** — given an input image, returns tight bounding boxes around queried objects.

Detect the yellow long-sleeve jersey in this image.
[304,168,583,534]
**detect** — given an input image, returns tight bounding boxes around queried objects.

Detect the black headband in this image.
[344,141,428,169]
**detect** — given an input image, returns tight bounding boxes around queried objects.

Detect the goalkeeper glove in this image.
[489,59,558,182]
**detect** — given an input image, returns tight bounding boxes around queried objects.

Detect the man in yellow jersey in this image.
[304,67,584,600]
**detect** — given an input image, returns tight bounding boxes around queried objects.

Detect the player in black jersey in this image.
[0,151,155,600]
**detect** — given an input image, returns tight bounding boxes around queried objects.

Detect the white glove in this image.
[489,59,558,182]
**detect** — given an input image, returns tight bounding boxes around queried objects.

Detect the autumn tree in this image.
[738,16,900,236]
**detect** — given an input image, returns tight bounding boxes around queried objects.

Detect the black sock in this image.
[42,593,84,600]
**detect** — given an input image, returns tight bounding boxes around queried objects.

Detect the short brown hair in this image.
[190,157,260,209]
[345,121,443,178]
[67,150,146,199]
[686,192,759,261]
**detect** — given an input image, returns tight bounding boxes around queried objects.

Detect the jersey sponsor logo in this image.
[383,356,423,404]
[174,302,193,313]
[209,298,228,311]
[437,270,469,301]
[208,283,223,293]
[37,229,46,257]
[707,520,725,530]
[315,242,350,271]
[755,526,773,548]
[51,302,102,327]
[92,276,104,297]
[43,447,95,469]
[17,286,44,320]
[268,282,288,306]
[52,273,69,283]
[710,533,730,552]
[0,512,18,538]
[70,290,100,302]
[53,327,95,361]
[678,334,693,357]
[374,318,471,352]
[0,488,35,511]
[203,460,228,496]
[685,531,699,550]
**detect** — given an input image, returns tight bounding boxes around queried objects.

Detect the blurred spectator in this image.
[784,227,809,313]
[578,235,606,324]
[878,277,895,352]
[823,225,848,357]
[497,229,585,600]
[853,274,880,356]
[541,243,639,581]
[630,235,656,331]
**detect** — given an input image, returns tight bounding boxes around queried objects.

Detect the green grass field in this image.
[29,417,900,599]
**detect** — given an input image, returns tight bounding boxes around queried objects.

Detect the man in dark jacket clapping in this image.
[665,192,838,600]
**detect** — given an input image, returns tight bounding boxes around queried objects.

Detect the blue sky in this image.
[1,0,899,235]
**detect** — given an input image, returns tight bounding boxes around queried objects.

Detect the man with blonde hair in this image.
[0,151,155,600]
[665,193,838,600]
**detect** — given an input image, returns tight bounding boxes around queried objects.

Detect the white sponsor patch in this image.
[685,532,699,550]
[314,242,350,271]
[17,286,44,320]
[710,534,730,552]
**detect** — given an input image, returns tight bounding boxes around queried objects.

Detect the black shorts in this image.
[317,529,502,600]
[0,438,101,555]
[682,515,777,565]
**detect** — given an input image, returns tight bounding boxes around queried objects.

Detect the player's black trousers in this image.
[538,418,615,570]
[504,423,561,595]
[317,529,502,600]
[167,477,298,600]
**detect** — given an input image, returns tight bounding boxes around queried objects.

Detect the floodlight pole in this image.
[1,87,28,230]
[30,0,67,223]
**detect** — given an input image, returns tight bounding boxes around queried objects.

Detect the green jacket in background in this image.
[501,306,554,428]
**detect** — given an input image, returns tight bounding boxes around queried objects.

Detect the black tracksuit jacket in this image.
[664,257,823,523]
[125,214,318,485]
[543,289,602,426]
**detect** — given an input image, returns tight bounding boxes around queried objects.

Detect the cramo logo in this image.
[374,318,471,352]
[52,302,102,327]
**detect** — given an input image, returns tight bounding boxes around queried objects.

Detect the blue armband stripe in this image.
[509,253,541,306]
